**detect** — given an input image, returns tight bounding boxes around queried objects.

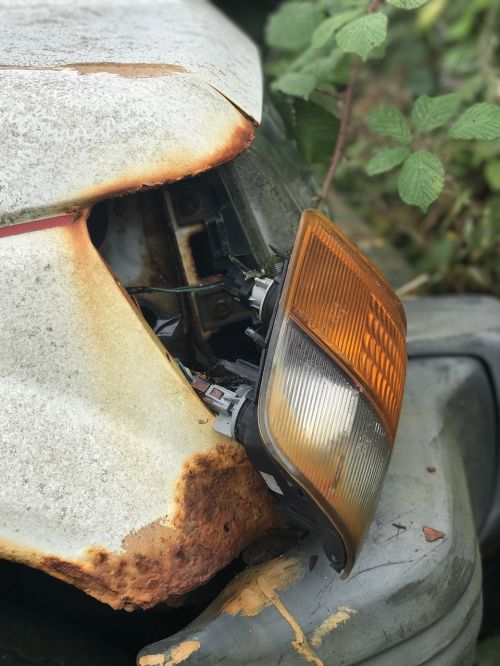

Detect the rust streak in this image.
[67,118,254,213]
[257,575,323,666]
[0,62,188,77]
[71,63,188,77]
[139,641,201,666]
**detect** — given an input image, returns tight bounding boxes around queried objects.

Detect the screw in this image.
[212,297,231,318]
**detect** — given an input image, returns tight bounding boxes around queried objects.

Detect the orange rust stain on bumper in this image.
[217,556,321,665]
[218,555,304,618]
[38,443,279,611]
[256,574,323,666]
[139,641,201,666]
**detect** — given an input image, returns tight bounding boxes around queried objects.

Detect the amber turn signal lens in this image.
[258,210,407,574]
[284,210,406,443]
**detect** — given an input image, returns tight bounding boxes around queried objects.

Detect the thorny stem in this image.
[317,59,361,205]
[317,0,383,205]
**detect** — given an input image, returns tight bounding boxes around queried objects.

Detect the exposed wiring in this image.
[127,281,223,295]
[228,255,265,280]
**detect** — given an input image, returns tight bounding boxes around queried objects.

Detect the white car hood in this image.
[0,0,262,225]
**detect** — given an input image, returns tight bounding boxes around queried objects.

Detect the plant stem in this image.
[317,0,383,205]
[317,59,361,205]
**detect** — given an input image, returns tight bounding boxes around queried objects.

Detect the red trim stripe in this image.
[0,214,76,238]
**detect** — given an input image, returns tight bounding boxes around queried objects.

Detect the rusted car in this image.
[1,1,500,664]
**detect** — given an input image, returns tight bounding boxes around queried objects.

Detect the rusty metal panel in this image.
[0,215,277,610]
[0,0,262,225]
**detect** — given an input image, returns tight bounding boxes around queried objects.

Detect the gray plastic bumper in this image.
[139,296,500,665]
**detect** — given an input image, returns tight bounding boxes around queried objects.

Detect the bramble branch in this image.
[317,0,383,205]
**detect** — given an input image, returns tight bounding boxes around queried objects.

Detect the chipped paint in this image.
[220,556,323,664]
[257,575,324,666]
[139,655,166,666]
[0,215,278,609]
[423,526,445,542]
[310,607,357,647]
[0,0,262,224]
[138,640,201,666]
[221,557,303,617]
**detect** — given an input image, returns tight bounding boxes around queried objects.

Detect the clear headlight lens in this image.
[258,210,407,575]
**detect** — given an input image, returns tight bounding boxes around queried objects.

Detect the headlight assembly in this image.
[201,209,407,575]
[256,209,406,574]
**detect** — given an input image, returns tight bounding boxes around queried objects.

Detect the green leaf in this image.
[367,146,411,175]
[398,150,445,211]
[293,99,340,164]
[311,10,362,48]
[324,0,370,11]
[485,159,500,192]
[274,72,317,99]
[301,49,345,83]
[368,106,413,144]
[387,0,429,8]
[336,13,387,61]
[449,103,500,140]
[265,2,323,52]
[412,93,460,132]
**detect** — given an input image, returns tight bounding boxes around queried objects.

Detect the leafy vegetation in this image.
[262,0,500,295]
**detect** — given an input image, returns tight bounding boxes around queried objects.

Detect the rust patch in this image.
[310,607,357,647]
[67,117,254,215]
[175,224,205,285]
[1,68,255,223]
[36,442,279,611]
[0,63,188,77]
[71,63,188,77]
[219,556,303,618]
[139,641,201,666]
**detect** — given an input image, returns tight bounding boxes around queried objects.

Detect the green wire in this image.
[127,281,223,295]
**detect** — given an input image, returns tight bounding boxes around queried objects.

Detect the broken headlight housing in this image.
[206,210,407,575]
